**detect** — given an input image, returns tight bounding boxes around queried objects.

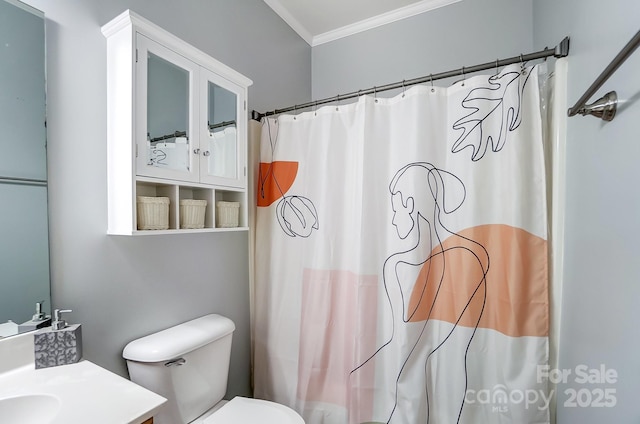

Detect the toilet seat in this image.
[202,397,304,424]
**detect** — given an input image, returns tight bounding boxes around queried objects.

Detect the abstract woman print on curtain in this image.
[351,162,490,424]
[348,65,539,423]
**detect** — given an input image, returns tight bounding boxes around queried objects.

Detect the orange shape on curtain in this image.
[407,224,548,338]
[257,161,299,207]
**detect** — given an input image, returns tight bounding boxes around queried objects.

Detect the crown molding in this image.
[264,0,314,45]
[312,0,462,46]
[265,0,462,47]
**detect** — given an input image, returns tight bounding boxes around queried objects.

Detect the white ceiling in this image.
[264,0,461,47]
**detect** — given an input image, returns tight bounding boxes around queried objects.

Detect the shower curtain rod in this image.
[251,36,570,121]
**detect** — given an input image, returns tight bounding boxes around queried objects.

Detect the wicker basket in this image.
[179,199,207,229]
[216,201,240,228]
[136,196,170,230]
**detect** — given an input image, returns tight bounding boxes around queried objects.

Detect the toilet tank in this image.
[123,314,235,424]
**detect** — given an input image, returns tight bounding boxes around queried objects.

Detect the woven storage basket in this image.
[136,196,170,230]
[216,201,240,228]
[179,199,207,229]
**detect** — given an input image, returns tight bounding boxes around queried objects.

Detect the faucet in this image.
[52,309,72,331]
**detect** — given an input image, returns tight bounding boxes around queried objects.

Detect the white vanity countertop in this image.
[0,333,166,424]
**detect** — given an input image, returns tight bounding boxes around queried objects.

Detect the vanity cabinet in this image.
[102,10,252,235]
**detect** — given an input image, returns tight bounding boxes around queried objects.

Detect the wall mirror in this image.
[146,50,190,173]
[205,79,238,180]
[0,0,50,337]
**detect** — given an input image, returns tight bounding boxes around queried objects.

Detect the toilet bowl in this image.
[122,314,304,424]
[197,397,304,424]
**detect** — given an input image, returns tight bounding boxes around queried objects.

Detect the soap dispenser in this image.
[34,309,83,369]
[17,301,52,332]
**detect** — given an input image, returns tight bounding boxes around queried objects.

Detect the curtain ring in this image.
[293,104,297,119]
[495,59,500,75]
[374,86,378,103]
[430,74,435,92]
[313,101,318,116]
[461,66,466,86]
[402,80,406,98]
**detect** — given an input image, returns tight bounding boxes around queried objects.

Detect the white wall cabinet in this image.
[102,10,252,235]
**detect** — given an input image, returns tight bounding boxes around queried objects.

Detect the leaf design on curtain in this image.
[452,67,532,161]
[276,196,319,238]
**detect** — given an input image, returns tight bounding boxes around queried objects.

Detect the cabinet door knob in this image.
[203,151,211,157]
[193,148,200,154]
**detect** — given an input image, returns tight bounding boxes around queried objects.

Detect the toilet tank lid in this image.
[123,314,235,362]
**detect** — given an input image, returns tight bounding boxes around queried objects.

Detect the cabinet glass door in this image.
[136,34,198,182]
[199,67,244,188]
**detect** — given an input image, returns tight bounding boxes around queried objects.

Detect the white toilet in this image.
[123,314,304,424]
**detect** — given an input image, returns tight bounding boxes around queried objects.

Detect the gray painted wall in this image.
[20,0,310,398]
[534,1,640,422]
[312,0,534,100]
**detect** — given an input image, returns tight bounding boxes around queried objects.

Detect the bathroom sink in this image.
[0,393,61,423]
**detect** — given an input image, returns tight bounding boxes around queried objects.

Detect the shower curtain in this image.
[254,64,550,424]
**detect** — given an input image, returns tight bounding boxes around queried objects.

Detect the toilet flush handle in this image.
[164,358,186,367]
